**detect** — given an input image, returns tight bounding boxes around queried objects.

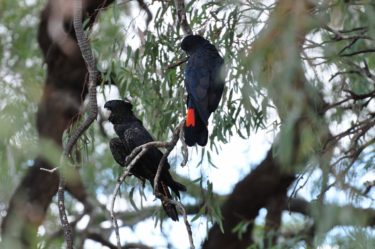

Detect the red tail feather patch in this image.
[186,108,195,127]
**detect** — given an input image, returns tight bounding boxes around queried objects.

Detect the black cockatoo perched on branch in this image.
[104,100,186,221]
[181,34,225,147]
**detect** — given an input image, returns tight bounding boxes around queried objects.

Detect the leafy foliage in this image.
[0,0,375,249]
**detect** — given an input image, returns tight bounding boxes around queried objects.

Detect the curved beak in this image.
[104,102,111,109]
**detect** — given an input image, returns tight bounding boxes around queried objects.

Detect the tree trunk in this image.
[1,1,114,247]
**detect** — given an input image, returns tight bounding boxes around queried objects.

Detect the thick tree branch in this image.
[65,0,99,156]
[286,198,375,231]
[57,0,101,247]
[203,149,295,249]
[264,193,285,247]
[1,0,115,247]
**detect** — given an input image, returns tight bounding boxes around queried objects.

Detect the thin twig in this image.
[175,200,194,248]
[180,123,189,167]
[340,48,375,57]
[153,121,184,192]
[87,232,153,249]
[111,144,157,248]
[165,57,189,70]
[40,167,59,173]
[110,141,175,248]
[347,60,375,82]
[58,175,74,248]
[153,121,195,249]
[110,152,143,249]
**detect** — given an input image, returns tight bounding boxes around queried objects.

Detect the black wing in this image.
[120,123,186,192]
[109,137,129,167]
[185,50,211,124]
[114,122,186,221]
[123,125,168,166]
[120,124,170,179]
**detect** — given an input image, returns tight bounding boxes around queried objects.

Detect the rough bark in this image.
[263,192,286,247]
[1,0,114,247]
[203,150,295,249]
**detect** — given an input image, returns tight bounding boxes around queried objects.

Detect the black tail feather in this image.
[184,115,208,146]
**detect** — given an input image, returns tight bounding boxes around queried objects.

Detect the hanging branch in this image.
[174,0,193,35]
[67,0,99,153]
[57,0,100,248]
[57,176,73,248]
[110,120,191,249]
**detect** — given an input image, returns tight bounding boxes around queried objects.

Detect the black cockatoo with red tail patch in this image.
[181,35,225,147]
[104,100,186,221]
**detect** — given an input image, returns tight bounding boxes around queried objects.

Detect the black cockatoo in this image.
[181,34,225,147]
[104,100,186,221]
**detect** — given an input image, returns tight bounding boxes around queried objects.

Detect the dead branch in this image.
[340,48,375,57]
[165,57,189,70]
[173,0,193,35]
[57,176,74,248]
[153,121,195,249]
[153,120,184,193]
[110,147,148,249]
[87,232,153,249]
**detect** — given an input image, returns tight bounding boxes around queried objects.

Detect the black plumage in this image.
[181,34,225,146]
[105,100,186,221]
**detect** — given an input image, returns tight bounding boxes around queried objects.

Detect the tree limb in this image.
[286,198,375,230]
[174,0,193,35]
[203,149,295,249]
[57,0,101,247]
